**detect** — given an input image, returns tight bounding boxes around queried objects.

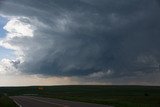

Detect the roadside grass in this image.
[41,92,160,107]
[1,85,160,107]
[0,95,18,107]
[38,86,160,107]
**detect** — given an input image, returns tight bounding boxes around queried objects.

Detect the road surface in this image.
[11,96,112,107]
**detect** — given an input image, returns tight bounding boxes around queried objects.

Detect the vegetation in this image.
[1,85,160,107]
[0,94,18,107]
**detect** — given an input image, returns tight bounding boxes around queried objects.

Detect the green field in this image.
[0,85,160,107]
[0,95,18,107]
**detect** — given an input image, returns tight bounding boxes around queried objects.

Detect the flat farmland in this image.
[1,85,160,107]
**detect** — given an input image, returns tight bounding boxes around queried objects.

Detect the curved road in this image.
[11,96,112,107]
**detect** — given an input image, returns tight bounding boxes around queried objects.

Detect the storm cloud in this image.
[0,0,160,84]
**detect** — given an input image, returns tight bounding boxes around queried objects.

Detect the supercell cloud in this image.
[0,0,160,85]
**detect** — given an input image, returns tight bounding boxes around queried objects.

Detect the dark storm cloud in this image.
[1,0,160,83]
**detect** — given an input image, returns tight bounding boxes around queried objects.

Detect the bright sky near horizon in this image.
[0,0,160,86]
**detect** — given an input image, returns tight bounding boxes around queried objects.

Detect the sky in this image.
[0,0,160,86]
[0,16,6,37]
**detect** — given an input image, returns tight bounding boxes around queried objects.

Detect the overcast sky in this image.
[0,0,160,86]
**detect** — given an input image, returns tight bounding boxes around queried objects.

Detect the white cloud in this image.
[0,16,39,63]
[0,58,19,75]
[0,16,35,51]
[4,17,35,37]
[89,69,113,78]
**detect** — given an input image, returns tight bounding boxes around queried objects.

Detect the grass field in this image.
[0,85,160,107]
[0,95,18,107]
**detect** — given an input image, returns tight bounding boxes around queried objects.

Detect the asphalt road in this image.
[11,96,112,107]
